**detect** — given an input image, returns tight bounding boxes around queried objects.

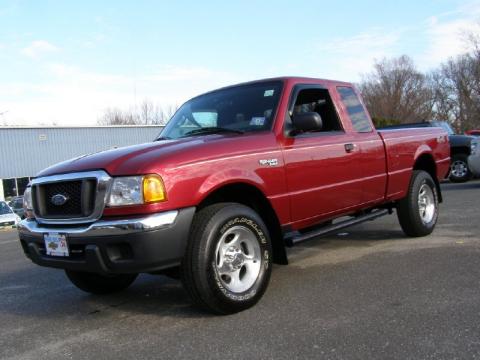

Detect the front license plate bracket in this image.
[44,233,69,257]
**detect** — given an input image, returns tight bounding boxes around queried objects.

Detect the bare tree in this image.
[431,33,480,132]
[155,104,178,125]
[139,99,155,124]
[97,107,138,125]
[98,100,177,126]
[359,55,434,125]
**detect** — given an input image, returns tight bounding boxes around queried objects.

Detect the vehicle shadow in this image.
[441,179,480,191]
[0,266,212,321]
[0,225,408,321]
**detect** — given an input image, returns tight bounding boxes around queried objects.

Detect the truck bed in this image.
[379,127,451,201]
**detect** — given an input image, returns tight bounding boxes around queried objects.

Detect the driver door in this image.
[281,85,364,227]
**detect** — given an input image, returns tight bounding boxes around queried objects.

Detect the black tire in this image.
[65,270,137,294]
[449,154,471,183]
[397,170,439,237]
[181,203,272,314]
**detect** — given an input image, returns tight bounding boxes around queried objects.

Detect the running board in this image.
[285,209,390,247]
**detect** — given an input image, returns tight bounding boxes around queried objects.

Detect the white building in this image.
[0,125,164,201]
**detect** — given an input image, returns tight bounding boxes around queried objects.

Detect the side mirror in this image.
[291,112,323,133]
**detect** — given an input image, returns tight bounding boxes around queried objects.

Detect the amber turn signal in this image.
[143,175,167,203]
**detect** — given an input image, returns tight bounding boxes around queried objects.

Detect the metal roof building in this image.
[0,125,164,201]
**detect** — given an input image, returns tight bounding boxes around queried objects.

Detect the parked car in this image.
[18,77,450,314]
[0,201,21,228]
[465,130,480,137]
[468,138,480,177]
[382,120,476,182]
[8,196,25,219]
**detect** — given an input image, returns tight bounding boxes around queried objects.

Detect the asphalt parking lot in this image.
[1,180,479,360]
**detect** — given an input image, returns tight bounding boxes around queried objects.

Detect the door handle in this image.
[344,143,357,153]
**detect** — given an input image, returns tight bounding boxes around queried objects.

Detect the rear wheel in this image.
[397,170,439,237]
[65,270,137,294]
[181,203,272,314]
[449,154,471,183]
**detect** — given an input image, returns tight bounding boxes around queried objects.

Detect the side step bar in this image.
[285,209,390,247]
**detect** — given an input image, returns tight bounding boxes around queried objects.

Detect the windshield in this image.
[432,121,455,135]
[158,81,283,140]
[0,202,13,215]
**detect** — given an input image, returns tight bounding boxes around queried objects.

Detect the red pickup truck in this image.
[18,77,450,314]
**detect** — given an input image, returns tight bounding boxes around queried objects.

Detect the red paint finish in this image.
[379,128,450,201]
[465,129,480,136]
[281,132,364,228]
[36,77,450,231]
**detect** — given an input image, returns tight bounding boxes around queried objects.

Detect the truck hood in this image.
[0,213,20,223]
[36,135,242,177]
[449,134,474,147]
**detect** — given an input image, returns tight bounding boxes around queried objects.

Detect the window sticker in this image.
[250,117,265,126]
[264,89,274,97]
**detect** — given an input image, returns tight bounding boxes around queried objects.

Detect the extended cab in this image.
[18,77,450,314]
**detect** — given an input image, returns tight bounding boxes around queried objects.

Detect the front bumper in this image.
[17,207,195,274]
[468,152,480,177]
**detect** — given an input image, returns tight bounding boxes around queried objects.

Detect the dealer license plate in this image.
[44,233,69,257]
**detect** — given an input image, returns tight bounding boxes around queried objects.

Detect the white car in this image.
[0,201,21,228]
[468,138,480,177]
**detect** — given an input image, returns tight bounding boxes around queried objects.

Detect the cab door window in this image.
[289,88,343,133]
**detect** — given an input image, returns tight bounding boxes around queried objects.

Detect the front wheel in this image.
[397,170,439,237]
[181,203,272,314]
[65,270,138,294]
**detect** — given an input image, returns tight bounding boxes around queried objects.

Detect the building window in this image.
[17,177,29,196]
[2,179,16,198]
[2,177,30,199]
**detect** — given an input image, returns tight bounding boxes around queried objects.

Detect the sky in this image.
[1,0,480,126]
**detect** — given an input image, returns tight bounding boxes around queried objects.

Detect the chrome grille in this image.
[34,180,92,218]
[31,170,112,225]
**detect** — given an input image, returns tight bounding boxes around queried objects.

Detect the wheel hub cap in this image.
[451,160,467,177]
[223,247,246,271]
[418,183,435,224]
[214,225,261,293]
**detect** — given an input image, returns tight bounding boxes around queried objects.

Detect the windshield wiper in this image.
[182,127,244,137]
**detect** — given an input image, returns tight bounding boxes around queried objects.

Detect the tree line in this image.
[97,99,178,126]
[99,32,480,132]
[359,33,480,132]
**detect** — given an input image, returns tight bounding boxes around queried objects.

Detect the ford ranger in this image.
[18,77,450,314]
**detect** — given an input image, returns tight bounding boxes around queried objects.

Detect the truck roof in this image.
[193,76,354,99]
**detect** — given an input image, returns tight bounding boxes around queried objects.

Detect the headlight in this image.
[108,176,143,206]
[107,175,167,207]
[23,187,33,211]
[471,140,479,155]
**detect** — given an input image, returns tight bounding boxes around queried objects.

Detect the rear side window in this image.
[337,87,372,133]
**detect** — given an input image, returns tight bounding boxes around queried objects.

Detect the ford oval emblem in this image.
[51,194,68,206]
